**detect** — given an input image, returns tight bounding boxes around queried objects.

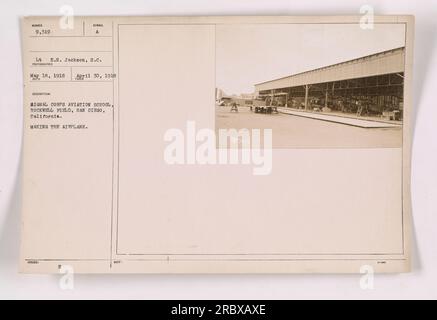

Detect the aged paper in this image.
[20,16,414,273]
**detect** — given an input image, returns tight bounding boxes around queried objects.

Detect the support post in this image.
[304,84,309,110]
[325,84,329,109]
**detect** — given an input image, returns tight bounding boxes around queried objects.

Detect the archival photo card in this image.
[20,16,413,273]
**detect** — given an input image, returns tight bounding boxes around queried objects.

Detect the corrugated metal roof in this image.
[255,47,405,92]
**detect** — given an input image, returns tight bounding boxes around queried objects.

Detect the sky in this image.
[216,23,405,95]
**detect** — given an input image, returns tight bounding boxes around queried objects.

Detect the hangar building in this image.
[254,47,405,119]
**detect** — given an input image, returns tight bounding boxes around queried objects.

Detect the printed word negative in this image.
[164,121,273,175]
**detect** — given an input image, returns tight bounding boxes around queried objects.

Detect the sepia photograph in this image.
[215,23,405,148]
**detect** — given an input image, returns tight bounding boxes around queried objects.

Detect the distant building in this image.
[240,93,255,99]
[215,88,225,101]
[217,96,254,107]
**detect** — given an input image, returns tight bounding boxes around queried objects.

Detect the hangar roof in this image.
[255,47,405,92]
